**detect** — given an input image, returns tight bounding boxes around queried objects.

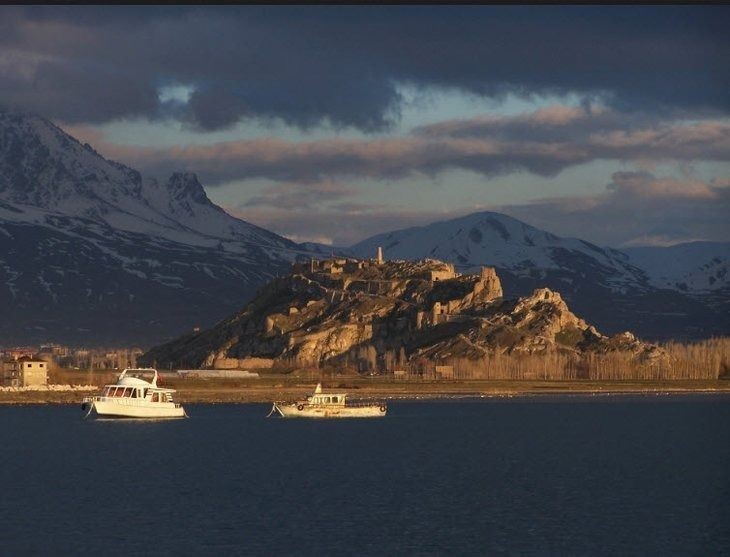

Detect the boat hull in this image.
[84,399,186,419]
[273,402,386,419]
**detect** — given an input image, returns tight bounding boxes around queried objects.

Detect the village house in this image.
[1,356,48,387]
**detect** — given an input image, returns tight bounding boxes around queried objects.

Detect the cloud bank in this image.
[1,6,728,130]
[3,6,727,247]
[72,106,730,186]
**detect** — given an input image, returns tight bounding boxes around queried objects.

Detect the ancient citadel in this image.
[142,249,665,376]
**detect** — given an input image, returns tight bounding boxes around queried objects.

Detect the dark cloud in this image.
[185,88,250,131]
[0,60,159,123]
[1,6,727,129]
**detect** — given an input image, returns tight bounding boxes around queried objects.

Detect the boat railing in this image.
[345,400,386,408]
[272,398,386,409]
[84,395,176,406]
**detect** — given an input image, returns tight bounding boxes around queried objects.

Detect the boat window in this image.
[332,396,338,403]
[151,392,159,402]
[130,389,137,398]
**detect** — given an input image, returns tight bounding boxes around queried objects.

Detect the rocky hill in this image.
[0,109,316,345]
[141,256,665,370]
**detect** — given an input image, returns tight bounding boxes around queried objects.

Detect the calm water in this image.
[1,395,728,555]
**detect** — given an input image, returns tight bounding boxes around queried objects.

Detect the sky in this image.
[1,6,728,247]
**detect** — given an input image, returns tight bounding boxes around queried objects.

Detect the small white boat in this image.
[269,383,387,419]
[82,368,187,419]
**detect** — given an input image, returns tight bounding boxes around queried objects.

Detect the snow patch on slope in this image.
[623,242,730,293]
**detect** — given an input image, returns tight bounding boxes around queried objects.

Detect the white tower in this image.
[376,246,384,264]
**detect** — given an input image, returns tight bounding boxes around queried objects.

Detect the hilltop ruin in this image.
[142,250,665,373]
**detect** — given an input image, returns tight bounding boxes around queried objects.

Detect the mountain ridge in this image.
[0,109,315,345]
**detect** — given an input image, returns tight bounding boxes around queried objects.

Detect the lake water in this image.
[1,395,728,555]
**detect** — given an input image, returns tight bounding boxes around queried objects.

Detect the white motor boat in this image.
[269,383,387,419]
[82,368,187,419]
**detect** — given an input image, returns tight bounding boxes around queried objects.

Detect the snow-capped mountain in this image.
[0,109,312,345]
[0,110,295,249]
[352,212,648,291]
[351,212,729,339]
[1,108,726,344]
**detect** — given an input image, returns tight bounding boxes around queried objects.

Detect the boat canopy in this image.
[118,368,160,387]
[117,375,152,387]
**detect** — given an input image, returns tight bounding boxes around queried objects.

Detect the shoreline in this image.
[1,379,729,405]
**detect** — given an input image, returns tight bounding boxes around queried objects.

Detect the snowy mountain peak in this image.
[0,109,301,249]
[150,171,219,219]
[352,210,638,286]
[0,109,143,211]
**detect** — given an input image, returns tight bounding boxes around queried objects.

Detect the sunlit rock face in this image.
[142,257,664,369]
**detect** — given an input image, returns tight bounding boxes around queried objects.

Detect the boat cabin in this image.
[306,383,347,406]
[100,385,173,402]
[307,393,347,406]
[102,385,142,398]
[98,368,176,403]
